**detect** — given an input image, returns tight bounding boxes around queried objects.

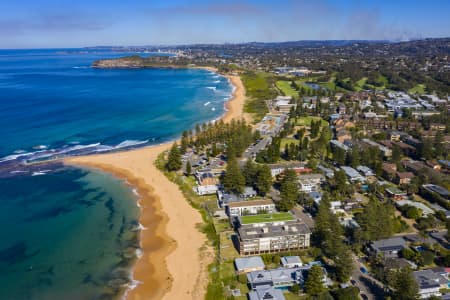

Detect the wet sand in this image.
[65,73,249,300]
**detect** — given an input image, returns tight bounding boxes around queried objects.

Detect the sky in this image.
[1,0,449,48]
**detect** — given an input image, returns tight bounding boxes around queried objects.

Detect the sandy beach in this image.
[65,72,249,300]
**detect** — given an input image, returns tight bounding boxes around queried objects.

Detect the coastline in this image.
[65,71,250,300]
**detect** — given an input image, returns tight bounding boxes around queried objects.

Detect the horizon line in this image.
[1,37,449,50]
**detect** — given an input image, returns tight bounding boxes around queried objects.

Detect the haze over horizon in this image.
[1,0,450,49]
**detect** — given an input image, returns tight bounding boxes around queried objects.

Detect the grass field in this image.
[276,80,298,97]
[354,77,368,91]
[242,72,277,122]
[295,116,328,127]
[409,84,426,94]
[281,138,299,149]
[241,212,294,224]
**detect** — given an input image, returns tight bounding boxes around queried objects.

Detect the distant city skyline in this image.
[1,0,450,48]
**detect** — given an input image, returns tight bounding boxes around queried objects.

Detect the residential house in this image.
[404,136,422,148]
[317,165,335,178]
[362,139,392,157]
[403,159,426,174]
[217,186,257,208]
[414,269,449,299]
[426,160,441,171]
[396,200,434,216]
[298,174,324,192]
[308,191,323,206]
[234,256,265,273]
[195,185,219,195]
[341,166,365,182]
[393,141,416,156]
[268,162,309,177]
[385,187,407,200]
[337,130,352,143]
[194,171,220,195]
[228,199,276,217]
[422,184,450,199]
[281,256,303,268]
[396,172,414,185]
[330,140,350,152]
[370,237,406,258]
[356,165,376,181]
[247,267,304,290]
[382,162,397,180]
[248,264,329,290]
[389,131,402,141]
[248,287,286,300]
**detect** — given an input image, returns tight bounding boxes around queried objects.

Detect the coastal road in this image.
[351,255,385,300]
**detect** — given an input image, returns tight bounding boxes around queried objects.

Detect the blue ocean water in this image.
[0,49,231,160]
[0,49,232,299]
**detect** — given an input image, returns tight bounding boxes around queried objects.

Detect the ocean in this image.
[0,49,232,299]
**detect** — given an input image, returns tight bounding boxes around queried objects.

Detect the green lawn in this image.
[241,212,294,224]
[281,138,299,149]
[241,71,277,122]
[284,292,308,300]
[409,84,426,94]
[354,77,368,91]
[295,116,328,127]
[276,80,298,97]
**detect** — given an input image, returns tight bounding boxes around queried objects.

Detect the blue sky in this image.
[1,0,449,48]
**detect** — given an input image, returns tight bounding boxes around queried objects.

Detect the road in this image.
[351,255,385,300]
[242,137,271,160]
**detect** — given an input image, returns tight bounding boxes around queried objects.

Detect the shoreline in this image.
[65,70,250,300]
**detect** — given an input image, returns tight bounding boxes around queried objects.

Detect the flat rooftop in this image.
[240,212,294,225]
[239,220,310,239]
[228,199,274,208]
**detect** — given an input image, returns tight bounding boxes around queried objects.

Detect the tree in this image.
[166,142,182,171]
[279,169,299,211]
[333,286,360,300]
[314,195,344,259]
[242,160,257,187]
[355,199,395,241]
[392,267,419,300]
[434,131,444,158]
[348,148,360,168]
[419,139,433,160]
[419,251,435,266]
[222,158,245,194]
[185,161,192,175]
[334,249,354,283]
[291,283,300,294]
[404,206,422,220]
[180,130,189,153]
[392,144,402,163]
[305,265,325,296]
[256,165,272,196]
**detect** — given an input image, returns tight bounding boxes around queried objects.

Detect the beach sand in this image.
[65,73,250,300]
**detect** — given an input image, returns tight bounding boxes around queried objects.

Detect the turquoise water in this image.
[0,168,140,299]
[0,49,232,299]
